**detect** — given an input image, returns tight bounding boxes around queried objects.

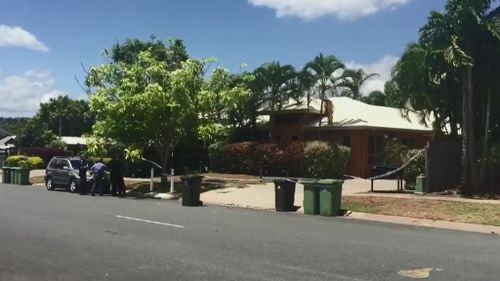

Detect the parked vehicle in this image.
[44,156,110,193]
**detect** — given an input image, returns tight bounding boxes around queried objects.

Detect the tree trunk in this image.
[251,114,257,141]
[466,66,479,191]
[461,70,471,193]
[479,87,491,189]
[307,91,310,113]
[158,145,172,185]
[318,99,323,140]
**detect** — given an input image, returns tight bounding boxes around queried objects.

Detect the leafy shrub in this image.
[5,155,27,167]
[382,137,407,166]
[221,142,257,174]
[278,142,306,177]
[304,141,350,179]
[402,149,426,189]
[253,143,281,175]
[208,142,225,172]
[215,141,306,176]
[5,155,45,170]
[47,138,68,151]
[27,157,45,169]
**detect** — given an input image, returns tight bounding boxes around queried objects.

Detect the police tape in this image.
[368,144,429,181]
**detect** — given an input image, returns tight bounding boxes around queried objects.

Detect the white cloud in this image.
[345,55,399,95]
[248,0,410,20]
[0,25,49,52]
[0,71,65,117]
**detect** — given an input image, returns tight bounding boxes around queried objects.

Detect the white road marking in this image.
[398,268,434,279]
[116,215,185,229]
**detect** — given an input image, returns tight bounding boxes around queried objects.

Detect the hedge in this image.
[210,141,351,178]
[5,155,45,170]
[304,141,350,179]
[208,142,224,172]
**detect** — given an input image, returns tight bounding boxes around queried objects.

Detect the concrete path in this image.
[1,183,500,281]
[201,179,415,210]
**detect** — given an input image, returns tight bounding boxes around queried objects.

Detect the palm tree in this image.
[338,69,379,100]
[253,62,298,139]
[440,0,500,193]
[303,53,345,134]
[296,69,315,112]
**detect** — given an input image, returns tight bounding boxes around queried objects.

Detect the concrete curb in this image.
[202,201,499,235]
[344,212,499,235]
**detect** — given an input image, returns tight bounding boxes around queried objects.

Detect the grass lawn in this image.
[343,196,500,226]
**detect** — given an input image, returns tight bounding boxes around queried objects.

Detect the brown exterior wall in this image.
[268,114,433,178]
[271,112,320,142]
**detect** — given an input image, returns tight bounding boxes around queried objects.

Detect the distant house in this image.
[259,97,433,178]
[0,135,16,151]
[60,136,88,153]
[60,136,87,147]
[0,135,16,166]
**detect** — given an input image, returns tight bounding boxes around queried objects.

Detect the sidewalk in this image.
[200,179,500,234]
[200,179,413,211]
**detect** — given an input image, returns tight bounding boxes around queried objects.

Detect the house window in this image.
[292,136,299,141]
[402,138,416,148]
[368,136,384,166]
[342,135,351,148]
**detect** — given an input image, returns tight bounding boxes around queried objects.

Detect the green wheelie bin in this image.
[10,167,19,185]
[17,168,30,185]
[300,179,320,215]
[2,167,11,184]
[318,180,344,217]
[180,175,204,206]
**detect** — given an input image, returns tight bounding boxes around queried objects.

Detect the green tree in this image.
[363,90,387,106]
[338,68,379,100]
[15,96,93,147]
[106,36,188,69]
[86,49,250,176]
[388,0,500,193]
[252,62,298,139]
[303,53,345,132]
[36,96,94,137]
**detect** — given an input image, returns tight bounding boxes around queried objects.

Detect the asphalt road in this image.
[0,184,499,281]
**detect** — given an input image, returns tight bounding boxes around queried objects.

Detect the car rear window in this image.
[71,160,81,169]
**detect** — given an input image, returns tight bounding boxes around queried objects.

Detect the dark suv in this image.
[45,157,94,193]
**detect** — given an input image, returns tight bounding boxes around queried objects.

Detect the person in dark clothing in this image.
[90,159,106,196]
[78,157,89,195]
[109,157,126,197]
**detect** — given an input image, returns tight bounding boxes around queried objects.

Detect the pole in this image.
[170,168,175,193]
[149,168,154,192]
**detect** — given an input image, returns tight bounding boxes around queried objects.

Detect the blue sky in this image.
[0,0,446,117]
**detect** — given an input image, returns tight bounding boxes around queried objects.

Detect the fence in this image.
[426,139,461,192]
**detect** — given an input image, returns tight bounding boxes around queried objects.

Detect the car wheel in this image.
[46,177,55,191]
[68,179,78,193]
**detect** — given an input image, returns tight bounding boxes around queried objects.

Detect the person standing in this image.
[109,156,126,197]
[79,156,89,195]
[91,159,106,196]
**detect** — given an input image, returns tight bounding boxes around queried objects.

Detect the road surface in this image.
[0,184,499,281]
